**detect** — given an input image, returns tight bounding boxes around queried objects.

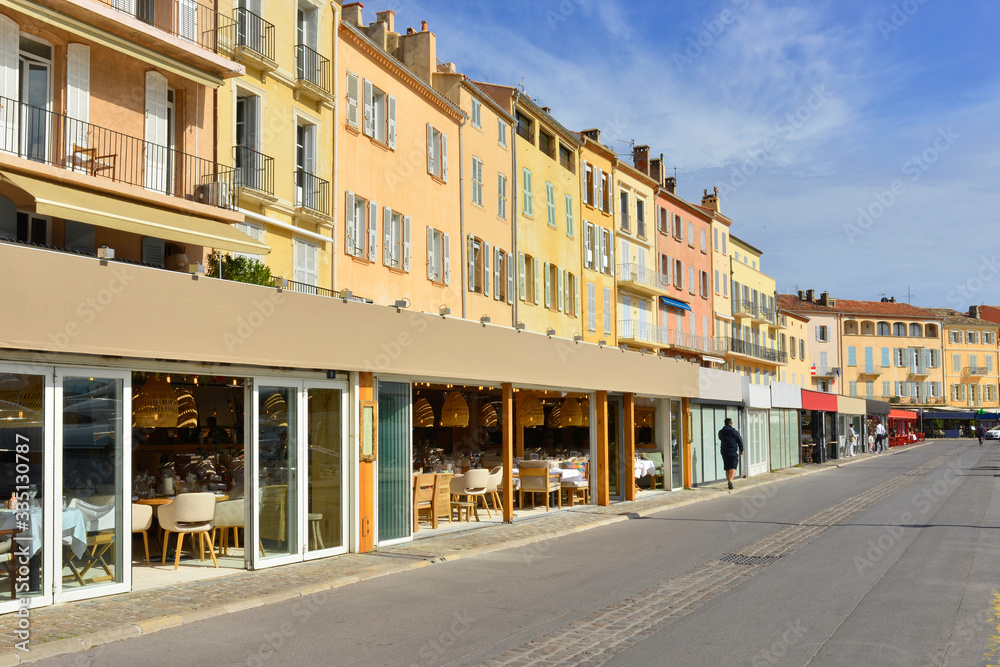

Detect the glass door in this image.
[376,381,411,545]
[746,410,770,476]
[0,367,52,614]
[55,370,130,602]
[303,382,347,559]
[607,396,623,500]
[251,381,299,567]
[669,400,682,490]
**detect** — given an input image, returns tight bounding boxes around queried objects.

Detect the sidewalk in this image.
[0,445,920,665]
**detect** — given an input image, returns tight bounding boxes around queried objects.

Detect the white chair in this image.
[159,493,218,570]
[518,460,561,511]
[485,466,503,514]
[459,469,492,519]
[131,503,153,565]
[212,498,244,556]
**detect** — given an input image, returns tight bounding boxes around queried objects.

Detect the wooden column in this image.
[502,383,514,523]
[595,391,610,506]
[358,372,375,552]
[682,397,693,489]
[623,393,636,501]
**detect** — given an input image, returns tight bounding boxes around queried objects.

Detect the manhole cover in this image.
[719,553,781,566]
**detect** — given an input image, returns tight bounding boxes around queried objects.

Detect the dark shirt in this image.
[719,425,744,456]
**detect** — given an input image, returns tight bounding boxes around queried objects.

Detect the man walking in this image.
[719,417,744,490]
[977,423,985,446]
[874,420,886,453]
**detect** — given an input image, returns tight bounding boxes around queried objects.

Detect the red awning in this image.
[802,390,838,412]
[889,408,917,420]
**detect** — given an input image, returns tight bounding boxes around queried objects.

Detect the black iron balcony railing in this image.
[294,170,330,215]
[295,44,331,93]
[233,8,275,61]
[272,276,334,297]
[234,145,274,196]
[515,123,533,143]
[962,366,990,376]
[0,96,235,209]
[97,0,236,56]
[725,337,787,364]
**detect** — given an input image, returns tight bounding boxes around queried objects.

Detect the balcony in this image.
[774,313,788,329]
[294,170,330,217]
[733,299,755,320]
[812,365,839,378]
[857,364,882,377]
[725,337,787,364]
[0,96,235,210]
[908,367,931,377]
[37,0,242,80]
[962,366,990,376]
[234,145,274,198]
[617,319,661,348]
[272,277,334,297]
[616,263,668,297]
[515,123,534,143]
[233,8,276,70]
[753,304,772,324]
[295,45,332,103]
[658,329,725,355]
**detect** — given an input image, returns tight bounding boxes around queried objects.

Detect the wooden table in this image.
[134,494,229,506]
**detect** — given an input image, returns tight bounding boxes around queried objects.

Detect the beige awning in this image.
[2,172,269,255]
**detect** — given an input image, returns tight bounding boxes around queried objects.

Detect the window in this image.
[910,323,922,337]
[293,239,318,288]
[928,349,939,367]
[493,248,513,303]
[361,79,396,148]
[344,191,375,260]
[723,279,728,297]
[471,98,481,129]
[426,124,448,181]
[620,191,630,231]
[566,272,577,317]
[604,286,612,335]
[559,145,573,172]
[518,253,539,305]
[893,323,906,336]
[673,259,683,289]
[583,163,594,207]
[967,330,979,344]
[816,325,829,342]
[714,227,719,250]
[426,226,450,284]
[584,223,595,269]
[545,182,556,227]
[799,340,805,359]
[601,171,613,212]
[877,321,890,336]
[789,336,796,359]
[522,168,533,216]
[515,110,533,142]
[381,207,410,271]
[950,330,962,344]
[539,130,555,159]
[985,332,996,345]
[600,227,613,275]
[636,199,646,237]
[4,212,49,245]
[295,121,318,208]
[565,194,574,236]
[721,232,727,255]
[699,271,709,298]
[673,213,682,240]
[498,118,507,147]
[687,222,694,247]
[657,206,668,234]
[659,253,671,284]
[235,91,263,190]
[882,347,891,367]
[849,381,857,397]
[848,346,857,366]
[471,157,484,206]
[467,235,487,295]
[497,173,507,220]
[714,269,720,294]
[688,266,695,295]
[587,282,596,332]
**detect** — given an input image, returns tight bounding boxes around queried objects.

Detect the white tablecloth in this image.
[634,459,656,479]
[512,467,584,483]
[0,507,86,559]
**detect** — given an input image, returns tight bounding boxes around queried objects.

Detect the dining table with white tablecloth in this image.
[0,506,88,559]
[634,458,656,480]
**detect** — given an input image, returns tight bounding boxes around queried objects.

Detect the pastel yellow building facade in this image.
[577,132,617,345]
[219,0,336,290]
[779,310,811,388]
[613,161,661,351]
[932,309,999,408]
[729,235,785,384]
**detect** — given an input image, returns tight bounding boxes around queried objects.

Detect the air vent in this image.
[719,554,781,566]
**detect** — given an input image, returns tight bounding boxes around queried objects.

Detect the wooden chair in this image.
[72,143,117,180]
[412,473,438,531]
[432,473,453,526]
[561,462,590,507]
[643,452,666,489]
[518,463,562,511]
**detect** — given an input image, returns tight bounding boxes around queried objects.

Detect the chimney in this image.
[633,144,650,175]
[398,20,436,83]
[581,128,601,143]
[375,9,394,33]
[663,176,676,194]
[805,289,815,302]
[970,305,980,319]
[797,290,805,301]
[701,186,720,213]
[342,2,363,27]
[649,157,664,186]
[818,291,829,306]
[890,297,896,303]
[541,106,551,115]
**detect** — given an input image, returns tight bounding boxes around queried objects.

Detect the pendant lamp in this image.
[479,402,498,428]
[413,397,435,428]
[263,392,289,427]
[517,392,544,427]
[134,377,179,428]
[175,388,199,428]
[440,392,469,427]
[561,397,584,427]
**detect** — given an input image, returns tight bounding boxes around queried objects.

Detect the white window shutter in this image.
[66,44,90,155]
[362,78,374,136]
[493,246,501,300]
[483,241,490,297]
[518,252,526,302]
[402,216,411,271]
[581,160,589,205]
[544,262,551,308]
[533,259,540,304]
[441,133,448,182]
[507,252,514,304]
[345,191,356,254]
[597,168,604,212]
[426,123,434,174]
[467,235,475,292]
[426,226,434,280]
[0,13,17,102]
[558,268,566,312]
[584,223,591,267]
[178,0,198,41]
[608,177,614,216]
[598,230,606,273]
[366,200,377,261]
[144,71,168,192]
[386,94,397,149]
[383,207,393,265]
[442,232,451,285]
[609,232,615,274]
[346,72,359,128]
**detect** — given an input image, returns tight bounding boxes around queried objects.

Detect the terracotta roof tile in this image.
[776,294,941,319]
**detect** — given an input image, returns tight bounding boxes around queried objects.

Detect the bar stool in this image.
[308,513,325,550]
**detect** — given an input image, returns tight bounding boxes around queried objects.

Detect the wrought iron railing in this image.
[962,366,990,376]
[616,263,662,291]
[725,337,787,363]
[273,277,334,297]
[295,44,330,93]
[618,319,658,343]
[234,145,274,196]
[294,170,330,215]
[96,0,235,56]
[658,329,721,354]
[857,364,882,376]
[0,96,235,209]
[233,8,275,61]
[515,123,533,143]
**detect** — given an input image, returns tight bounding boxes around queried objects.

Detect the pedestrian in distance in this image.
[719,417,744,491]
[875,420,887,453]
[977,424,985,446]
[848,424,858,457]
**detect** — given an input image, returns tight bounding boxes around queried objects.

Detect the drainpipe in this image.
[459,112,467,320]
[511,90,520,329]
[331,5,340,293]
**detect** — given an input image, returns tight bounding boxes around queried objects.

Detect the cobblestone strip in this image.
[481,451,962,666]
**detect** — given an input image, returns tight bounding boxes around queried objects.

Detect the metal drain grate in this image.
[719,553,781,566]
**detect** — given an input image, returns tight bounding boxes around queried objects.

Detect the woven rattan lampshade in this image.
[174,388,199,428]
[263,392,288,427]
[440,392,469,427]
[546,404,563,428]
[479,402,498,428]
[517,392,544,427]
[134,377,179,428]
[413,397,435,428]
[0,375,43,425]
[561,398,584,427]
[636,408,655,428]
[581,397,590,427]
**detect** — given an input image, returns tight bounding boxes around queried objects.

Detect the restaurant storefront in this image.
[836,396,867,458]
[769,382,802,472]
[888,408,918,446]
[801,390,838,463]
[866,399,891,452]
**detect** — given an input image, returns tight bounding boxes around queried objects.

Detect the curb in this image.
[1,440,942,663]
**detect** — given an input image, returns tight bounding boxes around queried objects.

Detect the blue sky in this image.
[390,0,1000,309]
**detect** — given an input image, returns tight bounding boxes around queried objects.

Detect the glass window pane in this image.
[307,388,342,551]
[258,387,297,558]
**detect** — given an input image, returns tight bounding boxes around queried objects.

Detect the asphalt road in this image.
[40,440,1000,667]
